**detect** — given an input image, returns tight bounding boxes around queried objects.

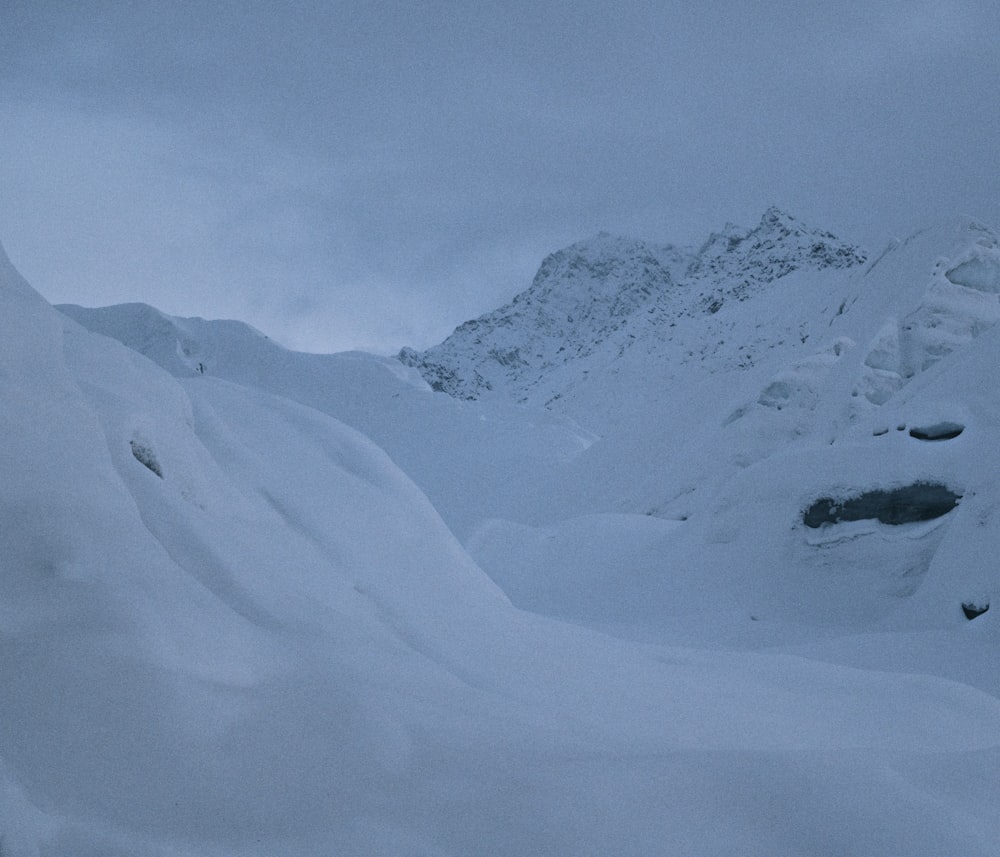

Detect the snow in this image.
[4,210,1000,855]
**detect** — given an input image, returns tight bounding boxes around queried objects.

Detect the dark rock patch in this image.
[908,422,964,441]
[961,601,989,620]
[130,440,163,478]
[804,482,960,528]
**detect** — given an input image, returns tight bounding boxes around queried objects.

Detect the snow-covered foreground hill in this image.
[4,210,1000,855]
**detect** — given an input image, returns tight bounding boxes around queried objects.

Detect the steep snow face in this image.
[855,222,1000,404]
[400,208,866,410]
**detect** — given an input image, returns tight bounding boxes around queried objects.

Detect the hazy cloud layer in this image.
[3,1,999,353]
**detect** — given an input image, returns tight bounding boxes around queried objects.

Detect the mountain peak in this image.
[528,233,685,297]
[690,207,866,284]
[401,211,868,404]
[759,204,798,229]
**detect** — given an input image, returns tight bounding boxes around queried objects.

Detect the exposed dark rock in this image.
[908,422,964,441]
[130,439,163,478]
[803,482,960,528]
[962,601,989,620]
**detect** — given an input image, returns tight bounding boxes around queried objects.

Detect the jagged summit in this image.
[400,208,867,403]
[690,206,866,284]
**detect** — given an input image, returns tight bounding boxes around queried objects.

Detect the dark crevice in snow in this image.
[803,483,961,528]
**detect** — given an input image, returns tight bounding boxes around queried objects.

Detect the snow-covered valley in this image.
[3,210,1000,855]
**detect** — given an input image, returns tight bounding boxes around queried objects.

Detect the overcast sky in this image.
[2,1,999,353]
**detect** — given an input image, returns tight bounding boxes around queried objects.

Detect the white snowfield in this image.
[3,210,1000,855]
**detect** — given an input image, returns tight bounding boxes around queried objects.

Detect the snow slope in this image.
[5,208,1000,855]
[57,302,595,540]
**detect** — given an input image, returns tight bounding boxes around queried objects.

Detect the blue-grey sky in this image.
[2,1,999,353]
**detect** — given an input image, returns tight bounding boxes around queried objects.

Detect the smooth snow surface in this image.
[3,210,1000,855]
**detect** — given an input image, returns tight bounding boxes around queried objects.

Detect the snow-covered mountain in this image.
[394,211,1000,641]
[399,207,866,415]
[4,208,1000,856]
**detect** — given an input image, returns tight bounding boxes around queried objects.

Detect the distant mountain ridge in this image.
[399,207,867,403]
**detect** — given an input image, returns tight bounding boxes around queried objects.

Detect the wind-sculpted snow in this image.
[858,253,1000,403]
[58,302,596,539]
[8,207,1000,857]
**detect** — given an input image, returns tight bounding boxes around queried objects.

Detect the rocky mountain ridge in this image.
[399,207,867,404]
